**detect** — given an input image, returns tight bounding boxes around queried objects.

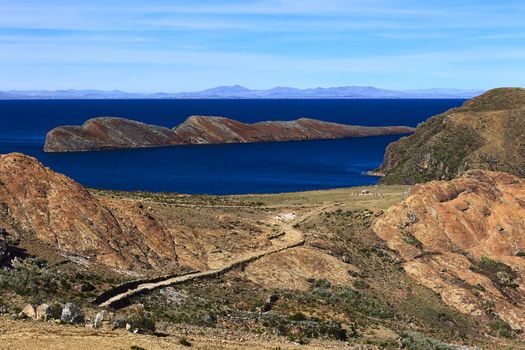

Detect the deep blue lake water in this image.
[0,99,464,194]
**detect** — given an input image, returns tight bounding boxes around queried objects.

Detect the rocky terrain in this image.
[43,116,414,152]
[0,153,179,271]
[2,152,525,349]
[374,170,525,332]
[378,88,525,184]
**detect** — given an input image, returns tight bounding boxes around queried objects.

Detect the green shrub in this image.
[312,279,332,289]
[127,314,156,334]
[399,331,455,350]
[336,287,394,319]
[0,258,53,296]
[488,318,515,339]
[352,279,369,289]
[478,256,498,268]
[471,257,518,289]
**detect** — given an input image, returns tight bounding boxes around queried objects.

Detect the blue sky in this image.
[0,0,524,91]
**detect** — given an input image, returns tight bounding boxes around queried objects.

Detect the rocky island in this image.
[43,116,414,152]
[378,88,525,184]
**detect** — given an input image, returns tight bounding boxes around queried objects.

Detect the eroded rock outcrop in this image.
[374,170,525,330]
[379,88,525,184]
[44,116,414,152]
[0,153,178,270]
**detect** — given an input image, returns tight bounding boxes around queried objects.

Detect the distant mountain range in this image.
[0,85,485,99]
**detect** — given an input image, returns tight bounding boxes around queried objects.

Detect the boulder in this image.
[19,304,36,319]
[113,314,127,329]
[36,304,52,321]
[92,310,107,329]
[61,303,85,324]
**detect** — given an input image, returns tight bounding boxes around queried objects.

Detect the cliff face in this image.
[44,116,414,152]
[374,170,525,330]
[0,153,178,270]
[379,88,525,184]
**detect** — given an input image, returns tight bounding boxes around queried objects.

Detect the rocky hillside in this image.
[44,116,414,152]
[0,153,178,270]
[378,88,525,184]
[374,170,525,331]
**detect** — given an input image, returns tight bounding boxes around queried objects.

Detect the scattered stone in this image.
[61,303,85,324]
[341,253,352,264]
[36,304,52,321]
[92,310,107,329]
[19,304,36,319]
[113,314,127,329]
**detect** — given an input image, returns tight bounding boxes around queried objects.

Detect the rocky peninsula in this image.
[44,116,414,152]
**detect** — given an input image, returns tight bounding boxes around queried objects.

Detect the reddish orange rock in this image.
[0,153,178,271]
[374,170,525,330]
[44,116,414,152]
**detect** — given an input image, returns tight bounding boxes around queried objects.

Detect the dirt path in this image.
[96,205,332,308]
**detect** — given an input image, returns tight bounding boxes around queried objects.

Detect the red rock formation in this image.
[374,170,525,330]
[174,116,413,144]
[44,117,182,152]
[44,116,414,152]
[0,153,178,270]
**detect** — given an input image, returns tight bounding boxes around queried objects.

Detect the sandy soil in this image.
[0,316,372,350]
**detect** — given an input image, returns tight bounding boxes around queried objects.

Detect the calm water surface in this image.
[0,99,464,194]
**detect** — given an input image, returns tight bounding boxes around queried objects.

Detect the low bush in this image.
[399,331,456,350]
[488,318,515,339]
[0,258,53,297]
[127,313,156,334]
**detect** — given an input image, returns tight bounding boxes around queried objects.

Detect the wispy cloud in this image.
[0,0,523,90]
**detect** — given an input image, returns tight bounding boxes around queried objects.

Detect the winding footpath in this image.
[95,206,329,308]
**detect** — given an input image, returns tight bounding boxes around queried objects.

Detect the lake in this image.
[0,99,464,194]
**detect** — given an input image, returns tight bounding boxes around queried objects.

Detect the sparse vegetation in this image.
[488,318,515,339]
[399,331,456,350]
[0,258,52,297]
[471,257,518,289]
[178,338,192,347]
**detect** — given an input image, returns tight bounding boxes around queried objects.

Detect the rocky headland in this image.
[43,116,414,152]
[378,88,525,184]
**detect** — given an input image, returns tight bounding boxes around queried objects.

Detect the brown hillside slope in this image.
[374,170,525,330]
[0,153,178,270]
[379,88,525,184]
[44,116,414,152]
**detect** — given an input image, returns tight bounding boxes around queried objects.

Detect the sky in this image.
[0,0,524,92]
